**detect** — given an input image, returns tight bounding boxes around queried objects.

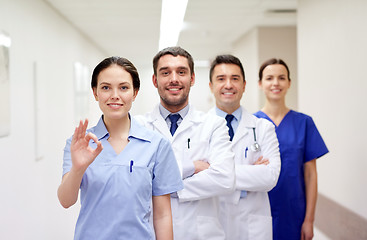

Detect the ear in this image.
[190,73,195,86]
[209,81,214,93]
[152,74,158,88]
[92,87,98,101]
[242,80,246,93]
[132,89,139,101]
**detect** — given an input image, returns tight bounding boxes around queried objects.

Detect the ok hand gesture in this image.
[71,119,103,172]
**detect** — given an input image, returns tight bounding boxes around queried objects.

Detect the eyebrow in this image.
[158,66,189,72]
[216,74,241,78]
[98,81,131,86]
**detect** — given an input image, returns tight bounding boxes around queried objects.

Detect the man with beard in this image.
[136,46,235,240]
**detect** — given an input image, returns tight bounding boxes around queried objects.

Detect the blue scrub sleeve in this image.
[304,116,329,162]
[152,138,184,196]
[62,137,73,176]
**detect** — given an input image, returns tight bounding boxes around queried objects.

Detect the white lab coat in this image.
[136,104,235,240]
[209,107,281,240]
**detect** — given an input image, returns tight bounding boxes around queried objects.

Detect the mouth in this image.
[167,86,183,93]
[271,89,281,93]
[107,103,123,109]
[222,92,235,96]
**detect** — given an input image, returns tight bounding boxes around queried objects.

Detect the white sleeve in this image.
[177,118,235,202]
[235,121,281,192]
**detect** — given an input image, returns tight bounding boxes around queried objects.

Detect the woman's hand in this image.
[71,119,103,172]
[58,119,103,208]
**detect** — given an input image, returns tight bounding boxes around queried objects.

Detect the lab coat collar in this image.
[146,104,202,139]
[232,107,256,143]
[209,106,256,143]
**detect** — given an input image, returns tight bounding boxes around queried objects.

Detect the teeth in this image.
[170,88,180,91]
[223,92,234,95]
[272,89,280,93]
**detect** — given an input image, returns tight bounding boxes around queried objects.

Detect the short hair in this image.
[209,54,245,82]
[152,46,194,76]
[258,58,291,81]
[91,56,140,91]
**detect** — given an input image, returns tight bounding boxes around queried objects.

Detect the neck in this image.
[217,103,240,115]
[262,99,289,119]
[162,101,188,113]
[103,115,130,139]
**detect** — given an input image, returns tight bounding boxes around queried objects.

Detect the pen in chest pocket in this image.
[130,160,133,172]
[187,138,190,149]
[245,147,248,158]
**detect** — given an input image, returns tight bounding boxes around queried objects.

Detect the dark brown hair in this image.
[259,58,290,81]
[209,54,245,82]
[152,46,194,76]
[91,56,140,90]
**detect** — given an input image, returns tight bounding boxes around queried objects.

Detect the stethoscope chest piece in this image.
[250,128,261,152]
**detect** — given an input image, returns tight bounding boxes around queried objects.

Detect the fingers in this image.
[254,156,269,165]
[85,132,98,144]
[85,132,103,157]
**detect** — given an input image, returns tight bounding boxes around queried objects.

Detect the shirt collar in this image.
[93,115,152,142]
[215,106,242,121]
[159,103,190,120]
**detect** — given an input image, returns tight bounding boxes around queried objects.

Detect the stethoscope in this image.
[250,128,261,152]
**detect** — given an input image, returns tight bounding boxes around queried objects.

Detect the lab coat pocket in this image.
[248,214,272,240]
[197,216,225,240]
[246,147,262,165]
[182,141,209,177]
[186,140,209,161]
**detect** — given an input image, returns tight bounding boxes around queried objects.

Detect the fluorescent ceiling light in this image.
[159,0,188,50]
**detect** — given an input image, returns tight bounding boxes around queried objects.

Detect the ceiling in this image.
[44,0,297,68]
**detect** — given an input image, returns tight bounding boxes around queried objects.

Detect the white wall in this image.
[233,28,260,113]
[232,26,297,113]
[298,0,367,219]
[0,0,105,239]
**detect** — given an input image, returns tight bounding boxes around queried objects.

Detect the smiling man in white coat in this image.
[208,55,281,240]
[136,47,235,240]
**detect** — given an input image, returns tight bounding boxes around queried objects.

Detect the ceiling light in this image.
[159,0,188,50]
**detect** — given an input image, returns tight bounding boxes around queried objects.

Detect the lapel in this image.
[172,104,199,140]
[232,107,256,144]
[146,105,172,139]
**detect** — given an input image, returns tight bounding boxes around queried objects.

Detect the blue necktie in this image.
[169,114,180,135]
[225,114,234,141]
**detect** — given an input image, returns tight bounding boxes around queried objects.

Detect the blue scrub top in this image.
[254,110,328,240]
[63,115,184,240]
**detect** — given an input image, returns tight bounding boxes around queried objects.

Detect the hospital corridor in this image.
[0,0,366,239]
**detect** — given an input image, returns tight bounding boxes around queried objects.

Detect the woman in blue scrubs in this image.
[58,56,183,240]
[254,58,328,240]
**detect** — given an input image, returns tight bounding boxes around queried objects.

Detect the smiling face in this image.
[259,64,290,102]
[93,64,137,121]
[209,63,246,114]
[153,54,195,113]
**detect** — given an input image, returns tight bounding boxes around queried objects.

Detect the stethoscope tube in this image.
[251,128,261,152]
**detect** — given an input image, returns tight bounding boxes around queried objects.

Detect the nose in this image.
[273,78,280,85]
[170,72,179,83]
[111,88,120,100]
[224,78,232,88]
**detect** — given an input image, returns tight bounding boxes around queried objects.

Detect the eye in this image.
[179,70,186,75]
[121,86,128,90]
[101,86,109,90]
